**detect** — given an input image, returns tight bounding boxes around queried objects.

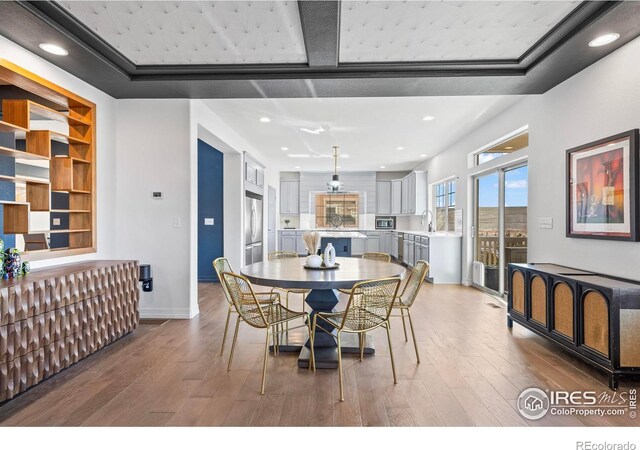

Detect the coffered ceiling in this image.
[0,1,639,98]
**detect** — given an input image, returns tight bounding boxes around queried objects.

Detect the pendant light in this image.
[327,145,343,192]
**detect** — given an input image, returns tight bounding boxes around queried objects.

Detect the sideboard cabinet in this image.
[508,263,640,389]
[0,260,139,402]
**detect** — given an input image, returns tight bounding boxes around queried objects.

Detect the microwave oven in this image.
[375,217,395,229]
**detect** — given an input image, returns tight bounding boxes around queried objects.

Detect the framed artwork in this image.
[566,129,639,241]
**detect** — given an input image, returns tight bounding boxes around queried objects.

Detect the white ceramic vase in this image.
[324,243,336,267]
[306,254,322,268]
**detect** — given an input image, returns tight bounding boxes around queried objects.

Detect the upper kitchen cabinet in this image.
[376,181,391,215]
[244,153,264,195]
[391,179,402,215]
[400,171,427,215]
[280,180,299,214]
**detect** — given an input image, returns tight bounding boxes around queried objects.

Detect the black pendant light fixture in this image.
[327,145,343,193]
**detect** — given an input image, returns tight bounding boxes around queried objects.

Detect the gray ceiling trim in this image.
[298,0,340,68]
[0,0,638,98]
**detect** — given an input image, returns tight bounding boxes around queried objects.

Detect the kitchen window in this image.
[434,179,456,231]
[474,130,529,166]
[315,193,360,228]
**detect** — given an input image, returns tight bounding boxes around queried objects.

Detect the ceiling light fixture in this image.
[287,154,310,158]
[281,147,288,151]
[505,146,514,150]
[327,146,343,193]
[588,33,620,47]
[300,127,325,135]
[422,116,435,121]
[39,43,68,56]
[397,146,404,150]
[259,117,271,123]
[420,154,427,158]
[294,166,301,169]
[380,165,386,169]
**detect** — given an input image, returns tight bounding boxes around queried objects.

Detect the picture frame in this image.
[566,129,639,241]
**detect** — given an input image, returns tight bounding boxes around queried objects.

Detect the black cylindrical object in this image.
[140,264,151,281]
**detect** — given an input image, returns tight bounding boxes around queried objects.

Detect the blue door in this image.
[198,140,224,282]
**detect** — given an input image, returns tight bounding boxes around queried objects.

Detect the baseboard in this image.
[462,279,473,286]
[198,277,218,282]
[139,307,199,320]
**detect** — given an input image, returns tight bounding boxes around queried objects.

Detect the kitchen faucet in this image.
[421,210,433,232]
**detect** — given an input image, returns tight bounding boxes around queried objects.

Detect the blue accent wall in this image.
[197,139,224,282]
[0,132,16,248]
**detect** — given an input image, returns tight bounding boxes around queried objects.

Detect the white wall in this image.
[414,36,640,283]
[0,36,118,268]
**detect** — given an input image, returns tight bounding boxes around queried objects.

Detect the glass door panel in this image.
[503,165,528,294]
[474,172,500,293]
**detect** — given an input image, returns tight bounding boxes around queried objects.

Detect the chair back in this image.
[268,251,299,261]
[213,257,234,304]
[220,272,269,328]
[399,260,430,307]
[362,252,392,263]
[340,277,401,332]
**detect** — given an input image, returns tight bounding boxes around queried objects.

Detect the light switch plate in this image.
[539,218,553,229]
[152,192,163,199]
[52,218,61,226]
[204,218,214,226]
[172,217,181,228]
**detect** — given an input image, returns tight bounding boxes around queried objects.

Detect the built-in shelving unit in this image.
[0,59,96,258]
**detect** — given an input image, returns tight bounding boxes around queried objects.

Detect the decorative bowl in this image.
[305,255,322,268]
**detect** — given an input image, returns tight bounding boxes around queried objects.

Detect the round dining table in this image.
[241,256,406,369]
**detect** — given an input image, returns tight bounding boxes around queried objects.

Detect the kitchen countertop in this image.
[278,229,462,238]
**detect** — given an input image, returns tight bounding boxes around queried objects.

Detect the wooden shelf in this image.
[0,145,50,161]
[0,174,50,185]
[50,209,91,213]
[0,120,28,133]
[50,131,90,146]
[1,201,29,234]
[30,229,91,234]
[2,99,91,130]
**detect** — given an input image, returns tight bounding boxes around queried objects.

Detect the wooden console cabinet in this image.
[508,263,640,389]
[0,260,139,402]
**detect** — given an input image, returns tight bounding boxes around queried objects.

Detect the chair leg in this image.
[285,292,290,333]
[407,309,420,364]
[260,328,271,395]
[400,308,408,342]
[227,315,241,371]
[385,323,397,384]
[311,315,318,373]
[359,333,364,362]
[337,331,344,402]
[220,305,232,356]
[306,315,315,372]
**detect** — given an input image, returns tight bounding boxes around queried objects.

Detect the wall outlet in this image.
[52,218,61,226]
[172,217,182,228]
[204,218,214,226]
[539,218,553,229]
[152,192,163,199]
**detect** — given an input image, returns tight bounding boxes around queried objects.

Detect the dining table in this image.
[241,256,406,369]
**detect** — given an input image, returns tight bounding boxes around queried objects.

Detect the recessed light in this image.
[287,154,310,158]
[259,117,271,123]
[380,165,386,169]
[422,116,435,121]
[420,154,427,157]
[281,147,288,151]
[589,33,620,47]
[505,146,514,150]
[294,166,301,169]
[39,43,68,56]
[396,146,404,150]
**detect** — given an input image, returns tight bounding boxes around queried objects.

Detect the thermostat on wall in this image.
[152,192,163,199]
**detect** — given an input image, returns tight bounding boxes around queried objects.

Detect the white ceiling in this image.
[57,1,307,64]
[204,96,524,171]
[339,0,579,62]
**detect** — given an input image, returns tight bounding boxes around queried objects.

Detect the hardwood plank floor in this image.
[1,281,638,427]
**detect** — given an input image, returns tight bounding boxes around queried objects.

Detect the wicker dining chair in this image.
[338,252,393,295]
[390,260,429,363]
[221,271,314,394]
[268,251,311,316]
[312,277,401,401]
[213,257,279,356]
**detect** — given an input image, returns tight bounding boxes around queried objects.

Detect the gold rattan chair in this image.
[312,277,401,401]
[338,252,392,295]
[221,271,314,394]
[268,251,311,316]
[213,257,279,356]
[391,260,429,363]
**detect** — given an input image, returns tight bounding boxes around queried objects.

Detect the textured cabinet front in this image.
[530,275,547,326]
[511,270,525,315]
[582,291,609,357]
[553,282,574,340]
[0,261,139,403]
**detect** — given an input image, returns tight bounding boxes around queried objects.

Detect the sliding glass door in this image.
[473,163,528,296]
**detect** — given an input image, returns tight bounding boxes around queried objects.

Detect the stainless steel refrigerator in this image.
[244,193,263,265]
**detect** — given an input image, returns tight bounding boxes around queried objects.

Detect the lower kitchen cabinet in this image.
[365,232,380,253]
[508,263,640,389]
[280,232,296,253]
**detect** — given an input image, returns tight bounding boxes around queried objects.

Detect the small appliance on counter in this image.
[375,216,395,230]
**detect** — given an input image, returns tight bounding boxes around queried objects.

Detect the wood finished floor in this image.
[1,282,638,427]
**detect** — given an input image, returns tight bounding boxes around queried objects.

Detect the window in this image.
[475,131,529,166]
[433,179,456,232]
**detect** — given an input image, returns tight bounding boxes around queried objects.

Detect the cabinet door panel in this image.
[530,275,547,326]
[391,180,402,215]
[553,282,574,339]
[288,181,299,214]
[279,182,289,214]
[511,270,525,315]
[582,291,609,357]
[376,182,392,215]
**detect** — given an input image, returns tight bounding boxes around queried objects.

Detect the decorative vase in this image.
[306,254,322,268]
[324,243,336,268]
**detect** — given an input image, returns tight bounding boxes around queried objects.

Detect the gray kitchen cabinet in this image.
[407,172,417,214]
[296,231,307,255]
[280,181,299,214]
[256,167,264,187]
[396,171,427,216]
[384,231,393,255]
[401,177,409,214]
[391,233,399,259]
[352,238,366,256]
[376,181,392,215]
[280,232,296,252]
[391,180,402,215]
[365,232,380,252]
